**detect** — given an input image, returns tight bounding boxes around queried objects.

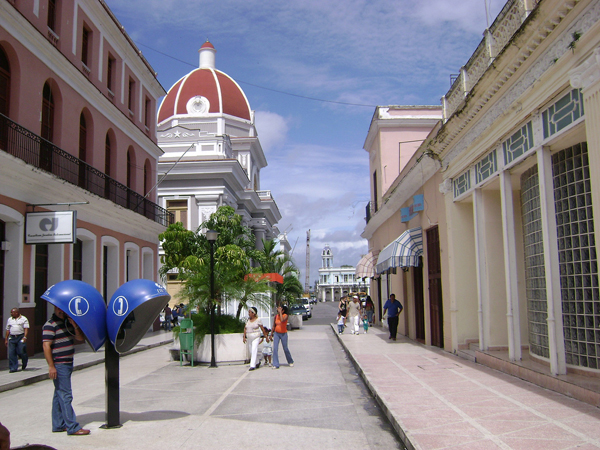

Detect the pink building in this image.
[0,1,170,359]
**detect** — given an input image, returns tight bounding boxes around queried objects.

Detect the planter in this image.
[171,332,249,365]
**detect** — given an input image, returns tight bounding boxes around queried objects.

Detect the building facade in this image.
[0,0,170,361]
[363,0,600,381]
[318,245,366,302]
[155,41,282,308]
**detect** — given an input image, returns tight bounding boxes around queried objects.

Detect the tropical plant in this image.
[159,206,270,313]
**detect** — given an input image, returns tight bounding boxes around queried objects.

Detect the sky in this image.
[105,0,506,287]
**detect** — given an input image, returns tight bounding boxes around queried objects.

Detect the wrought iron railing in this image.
[0,113,173,227]
[366,201,372,224]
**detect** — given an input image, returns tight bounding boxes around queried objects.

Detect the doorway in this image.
[427,226,444,348]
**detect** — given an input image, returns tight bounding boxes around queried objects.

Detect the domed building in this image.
[156,41,281,248]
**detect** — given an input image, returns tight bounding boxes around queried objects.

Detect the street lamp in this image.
[206,229,219,368]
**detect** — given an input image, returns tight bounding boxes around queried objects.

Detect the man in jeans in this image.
[4,308,29,373]
[383,294,403,341]
[43,306,90,436]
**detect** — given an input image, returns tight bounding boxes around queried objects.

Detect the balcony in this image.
[0,113,173,227]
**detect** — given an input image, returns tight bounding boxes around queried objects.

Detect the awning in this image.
[244,273,284,284]
[355,251,378,279]
[376,227,423,274]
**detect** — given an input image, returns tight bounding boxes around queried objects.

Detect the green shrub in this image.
[174,312,245,345]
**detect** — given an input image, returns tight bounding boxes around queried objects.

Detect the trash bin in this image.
[179,318,194,366]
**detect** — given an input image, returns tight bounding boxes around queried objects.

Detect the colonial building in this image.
[361,106,443,343]
[0,0,169,360]
[318,245,366,302]
[155,41,282,303]
[364,0,600,394]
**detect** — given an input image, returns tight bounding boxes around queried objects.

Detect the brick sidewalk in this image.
[335,325,600,450]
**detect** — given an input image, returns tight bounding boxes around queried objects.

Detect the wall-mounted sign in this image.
[401,194,425,223]
[25,211,77,244]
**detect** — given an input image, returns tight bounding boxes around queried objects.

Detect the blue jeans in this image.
[8,334,28,372]
[52,363,81,434]
[272,332,293,368]
[337,324,344,334]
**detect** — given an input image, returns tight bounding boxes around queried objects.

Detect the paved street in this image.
[0,303,403,450]
[3,301,600,449]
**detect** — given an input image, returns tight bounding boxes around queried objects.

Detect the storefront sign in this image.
[25,211,77,244]
[401,194,425,222]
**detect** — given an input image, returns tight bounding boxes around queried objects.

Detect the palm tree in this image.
[257,238,302,305]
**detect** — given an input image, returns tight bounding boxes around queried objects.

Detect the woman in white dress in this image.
[243,307,268,371]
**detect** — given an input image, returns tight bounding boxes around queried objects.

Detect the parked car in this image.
[290,304,310,321]
[299,298,312,318]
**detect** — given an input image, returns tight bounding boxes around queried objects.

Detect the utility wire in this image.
[136,41,378,109]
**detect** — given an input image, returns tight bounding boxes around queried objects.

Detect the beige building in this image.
[363,0,600,384]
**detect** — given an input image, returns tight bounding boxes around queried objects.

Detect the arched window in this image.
[0,46,10,117]
[40,82,55,172]
[127,149,132,188]
[78,112,87,188]
[41,83,54,141]
[104,133,113,200]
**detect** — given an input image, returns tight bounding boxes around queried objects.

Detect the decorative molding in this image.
[186,96,210,116]
[569,47,600,91]
[439,178,453,195]
[438,0,595,167]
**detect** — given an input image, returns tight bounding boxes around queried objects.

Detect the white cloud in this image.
[254,111,289,154]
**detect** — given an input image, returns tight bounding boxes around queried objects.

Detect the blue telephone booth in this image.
[107,279,170,354]
[40,280,107,351]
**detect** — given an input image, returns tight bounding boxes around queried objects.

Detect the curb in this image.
[0,338,174,394]
[330,323,415,450]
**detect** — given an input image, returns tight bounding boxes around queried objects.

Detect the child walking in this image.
[362,314,369,334]
[337,313,346,334]
[262,327,273,366]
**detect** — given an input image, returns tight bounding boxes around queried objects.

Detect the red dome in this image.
[158,68,251,123]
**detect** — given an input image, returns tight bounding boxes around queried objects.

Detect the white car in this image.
[301,298,312,318]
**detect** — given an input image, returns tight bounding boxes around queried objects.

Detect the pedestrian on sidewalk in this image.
[364,296,374,325]
[383,294,403,341]
[164,305,172,331]
[347,295,362,335]
[336,312,345,334]
[42,306,90,436]
[338,294,349,315]
[271,305,294,369]
[5,308,29,373]
[362,314,369,334]
[262,327,273,366]
[243,307,268,371]
[171,305,179,328]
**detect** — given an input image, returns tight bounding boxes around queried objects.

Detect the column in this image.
[473,189,489,351]
[499,171,522,361]
[537,146,566,375]
[570,47,600,243]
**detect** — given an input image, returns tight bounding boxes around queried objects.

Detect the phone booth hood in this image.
[41,280,107,351]
[107,279,170,354]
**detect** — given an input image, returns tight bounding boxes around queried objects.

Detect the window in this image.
[47,0,57,32]
[73,239,83,280]
[78,113,87,188]
[104,133,113,200]
[167,199,188,229]
[144,97,151,129]
[127,149,132,188]
[40,82,55,172]
[0,47,10,117]
[107,54,115,93]
[81,26,90,67]
[373,171,378,212]
[128,78,135,113]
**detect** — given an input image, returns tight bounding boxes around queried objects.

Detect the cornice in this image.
[432,0,594,168]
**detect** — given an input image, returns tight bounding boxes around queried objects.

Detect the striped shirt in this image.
[42,315,75,364]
